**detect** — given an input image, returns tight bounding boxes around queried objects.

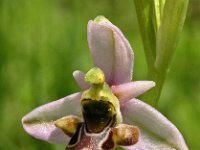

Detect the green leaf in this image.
[133,0,156,70]
[134,0,189,106]
[152,0,161,32]
[155,0,189,70]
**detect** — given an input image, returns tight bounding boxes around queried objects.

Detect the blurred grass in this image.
[0,0,199,149]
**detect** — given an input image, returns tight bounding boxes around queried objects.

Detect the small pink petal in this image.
[22,92,82,144]
[88,18,133,86]
[111,81,155,103]
[121,99,188,150]
[73,70,90,90]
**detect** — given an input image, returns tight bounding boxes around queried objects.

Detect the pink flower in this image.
[22,16,188,150]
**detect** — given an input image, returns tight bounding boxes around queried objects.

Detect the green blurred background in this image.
[0,0,199,149]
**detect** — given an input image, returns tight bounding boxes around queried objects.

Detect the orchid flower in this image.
[22,16,188,150]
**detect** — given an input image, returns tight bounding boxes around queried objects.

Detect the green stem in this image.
[141,67,167,106]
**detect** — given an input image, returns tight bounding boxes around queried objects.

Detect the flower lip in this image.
[81,99,116,133]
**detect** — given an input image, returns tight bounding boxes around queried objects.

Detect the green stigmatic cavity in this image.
[81,67,122,134]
